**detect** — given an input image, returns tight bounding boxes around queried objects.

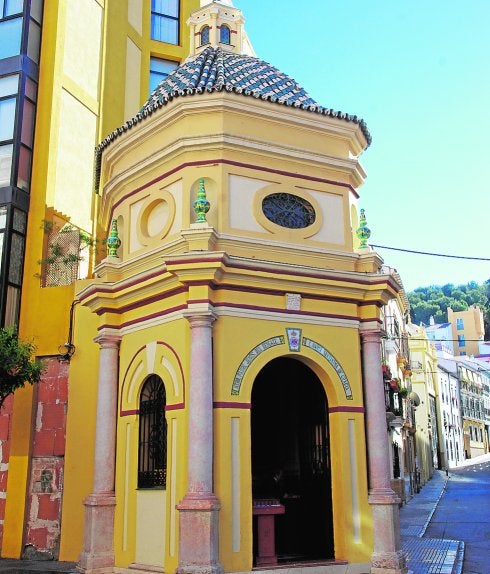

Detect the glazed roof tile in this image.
[95,47,371,189]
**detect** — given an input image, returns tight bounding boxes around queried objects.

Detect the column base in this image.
[371,550,408,574]
[78,493,116,574]
[176,493,223,574]
[369,490,407,574]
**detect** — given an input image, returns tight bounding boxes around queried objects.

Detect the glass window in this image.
[457,334,465,348]
[0,144,13,187]
[138,375,167,488]
[220,24,230,45]
[149,57,178,93]
[4,285,20,327]
[200,25,210,46]
[0,74,19,98]
[3,0,24,16]
[17,145,31,191]
[29,0,43,23]
[27,19,41,62]
[0,18,23,59]
[9,232,24,284]
[25,77,37,101]
[0,206,6,228]
[12,207,26,232]
[0,230,4,274]
[151,0,179,44]
[0,97,16,141]
[21,98,34,145]
[456,317,464,330]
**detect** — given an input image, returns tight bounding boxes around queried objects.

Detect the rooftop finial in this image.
[356,208,371,249]
[193,178,210,223]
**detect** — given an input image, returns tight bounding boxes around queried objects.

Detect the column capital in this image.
[359,327,383,343]
[184,308,217,329]
[94,333,122,349]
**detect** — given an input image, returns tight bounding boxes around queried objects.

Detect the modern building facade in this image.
[435,359,464,469]
[457,358,488,459]
[407,323,439,486]
[0,2,412,574]
[448,305,485,357]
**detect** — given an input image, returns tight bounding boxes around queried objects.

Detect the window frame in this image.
[138,374,167,489]
[219,24,231,45]
[151,0,180,45]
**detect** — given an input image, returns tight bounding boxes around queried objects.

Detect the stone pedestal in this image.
[176,494,222,574]
[361,329,407,574]
[78,494,116,572]
[78,335,121,573]
[176,311,223,574]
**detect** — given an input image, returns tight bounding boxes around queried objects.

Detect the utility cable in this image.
[371,244,490,261]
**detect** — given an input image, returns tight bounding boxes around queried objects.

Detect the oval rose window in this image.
[262,193,316,229]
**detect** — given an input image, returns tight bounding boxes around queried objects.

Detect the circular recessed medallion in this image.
[262,193,316,229]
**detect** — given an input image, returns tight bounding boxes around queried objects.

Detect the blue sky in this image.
[235,0,490,292]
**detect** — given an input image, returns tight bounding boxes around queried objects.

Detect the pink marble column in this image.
[79,334,121,573]
[176,311,223,574]
[361,328,407,574]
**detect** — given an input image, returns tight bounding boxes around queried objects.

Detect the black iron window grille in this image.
[262,193,316,229]
[138,375,167,488]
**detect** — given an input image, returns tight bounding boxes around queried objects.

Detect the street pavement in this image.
[425,454,490,574]
[400,452,490,574]
[0,455,489,574]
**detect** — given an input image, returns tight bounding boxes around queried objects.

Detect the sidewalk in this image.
[400,469,463,574]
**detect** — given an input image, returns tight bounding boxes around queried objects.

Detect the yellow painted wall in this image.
[6,0,199,560]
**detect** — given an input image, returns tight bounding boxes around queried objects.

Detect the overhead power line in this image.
[371,244,490,262]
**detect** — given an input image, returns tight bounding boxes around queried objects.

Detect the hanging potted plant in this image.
[389,378,401,391]
[381,362,392,379]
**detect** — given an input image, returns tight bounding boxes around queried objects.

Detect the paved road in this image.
[425,457,490,574]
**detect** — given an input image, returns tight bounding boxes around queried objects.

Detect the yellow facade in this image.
[448,305,485,357]
[3,0,199,561]
[407,324,439,486]
[3,3,409,573]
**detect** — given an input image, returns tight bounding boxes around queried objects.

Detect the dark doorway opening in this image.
[251,357,334,563]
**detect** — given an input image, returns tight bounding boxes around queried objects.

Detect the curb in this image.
[452,540,465,574]
[418,474,449,538]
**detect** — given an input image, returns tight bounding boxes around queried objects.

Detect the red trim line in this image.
[98,303,187,331]
[96,286,187,316]
[166,403,185,411]
[119,341,186,414]
[328,406,365,413]
[213,401,251,409]
[108,159,357,225]
[213,301,358,322]
[172,256,395,288]
[120,409,139,417]
[79,269,170,302]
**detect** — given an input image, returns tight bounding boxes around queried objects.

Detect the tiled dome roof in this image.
[143,47,322,113]
[95,47,371,188]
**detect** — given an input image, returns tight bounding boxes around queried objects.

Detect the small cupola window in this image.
[200,25,210,46]
[220,24,231,45]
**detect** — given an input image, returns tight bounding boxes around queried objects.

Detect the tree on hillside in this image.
[0,327,44,409]
[408,280,490,339]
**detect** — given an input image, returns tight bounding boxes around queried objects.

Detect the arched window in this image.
[200,25,210,46]
[220,24,230,45]
[138,375,167,488]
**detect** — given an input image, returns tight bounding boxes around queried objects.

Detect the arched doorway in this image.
[251,357,334,563]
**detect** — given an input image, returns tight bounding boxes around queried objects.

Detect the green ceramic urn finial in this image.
[193,178,210,223]
[356,208,371,248]
[106,218,121,258]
